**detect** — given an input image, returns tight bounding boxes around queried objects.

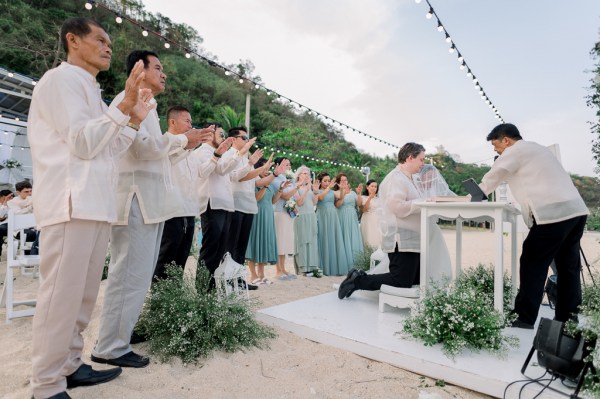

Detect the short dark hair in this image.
[0,189,13,197]
[15,181,32,192]
[397,142,425,163]
[486,123,523,142]
[254,157,267,170]
[126,50,160,76]
[228,126,247,138]
[60,18,107,55]
[166,105,190,121]
[274,157,291,169]
[199,122,222,129]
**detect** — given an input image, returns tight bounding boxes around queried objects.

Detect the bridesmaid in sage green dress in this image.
[334,173,364,265]
[316,172,351,276]
[293,166,319,274]
[246,158,279,284]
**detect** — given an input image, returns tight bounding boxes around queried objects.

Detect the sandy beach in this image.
[1,229,599,399]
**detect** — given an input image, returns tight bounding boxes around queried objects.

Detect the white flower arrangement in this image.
[284,169,294,180]
[284,197,298,218]
[3,158,22,170]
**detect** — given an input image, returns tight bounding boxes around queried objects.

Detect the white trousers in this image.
[31,219,110,399]
[92,196,163,359]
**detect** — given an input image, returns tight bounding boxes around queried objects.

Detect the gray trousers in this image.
[32,219,110,398]
[93,196,164,359]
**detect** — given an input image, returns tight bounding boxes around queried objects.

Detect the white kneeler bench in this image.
[379,284,420,313]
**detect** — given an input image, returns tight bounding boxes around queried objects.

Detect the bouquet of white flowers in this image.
[284,197,298,218]
[3,159,22,170]
[284,169,294,180]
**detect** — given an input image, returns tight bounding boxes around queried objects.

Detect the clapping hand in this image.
[280,180,291,191]
[274,161,286,177]
[355,183,363,195]
[239,137,257,156]
[118,60,155,124]
[262,153,275,172]
[248,147,264,165]
[184,125,215,149]
[215,137,234,155]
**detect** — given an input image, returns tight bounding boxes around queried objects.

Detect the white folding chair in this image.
[0,209,40,322]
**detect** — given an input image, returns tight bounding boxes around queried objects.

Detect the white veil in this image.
[414,164,455,198]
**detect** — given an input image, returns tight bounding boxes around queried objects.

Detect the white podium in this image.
[416,202,521,312]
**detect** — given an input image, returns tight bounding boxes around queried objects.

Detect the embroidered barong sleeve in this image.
[42,68,134,160]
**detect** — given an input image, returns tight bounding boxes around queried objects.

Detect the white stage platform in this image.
[256,290,576,399]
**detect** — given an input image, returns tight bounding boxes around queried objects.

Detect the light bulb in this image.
[32,81,37,85]
[266,91,271,95]
[457,55,464,63]
[467,71,472,78]
[459,63,465,70]
[185,53,191,58]
[224,71,230,76]
[85,2,93,10]
[238,78,244,84]
[445,34,451,43]
[115,16,123,24]
[415,0,422,3]
[449,46,455,53]
[426,9,433,19]
[164,42,170,49]
[7,72,14,78]
[255,84,260,89]
[142,30,148,37]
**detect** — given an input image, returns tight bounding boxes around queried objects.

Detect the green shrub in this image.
[402,265,518,358]
[455,264,514,316]
[353,246,376,272]
[136,264,276,364]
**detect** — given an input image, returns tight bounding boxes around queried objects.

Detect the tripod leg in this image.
[521,346,536,375]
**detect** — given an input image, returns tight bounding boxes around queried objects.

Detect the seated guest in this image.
[7,181,37,247]
[8,180,34,214]
[0,189,14,257]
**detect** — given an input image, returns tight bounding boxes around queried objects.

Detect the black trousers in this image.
[514,215,587,324]
[227,211,254,265]
[198,205,232,277]
[0,225,37,256]
[354,250,420,291]
[153,216,195,281]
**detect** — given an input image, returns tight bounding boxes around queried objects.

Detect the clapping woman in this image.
[316,172,350,276]
[360,179,382,249]
[334,173,364,264]
[293,166,319,275]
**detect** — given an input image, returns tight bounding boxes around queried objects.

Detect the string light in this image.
[417,0,504,123]
[115,15,123,24]
[84,0,400,149]
[142,29,148,37]
[84,1,93,10]
[185,52,191,58]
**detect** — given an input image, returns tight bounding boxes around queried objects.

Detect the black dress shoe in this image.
[66,363,122,389]
[130,331,148,344]
[33,392,72,399]
[510,318,534,329]
[91,351,150,368]
[338,268,364,299]
[237,279,258,290]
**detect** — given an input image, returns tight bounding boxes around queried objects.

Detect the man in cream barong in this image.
[28,18,156,399]
[91,50,214,368]
[478,123,589,329]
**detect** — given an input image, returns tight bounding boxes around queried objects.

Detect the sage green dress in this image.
[338,191,364,265]
[293,188,319,274]
[316,190,350,276]
[245,185,278,264]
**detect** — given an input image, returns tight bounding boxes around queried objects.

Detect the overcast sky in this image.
[141,0,600,177]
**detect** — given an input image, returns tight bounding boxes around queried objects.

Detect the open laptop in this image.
[461,178,488,202]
